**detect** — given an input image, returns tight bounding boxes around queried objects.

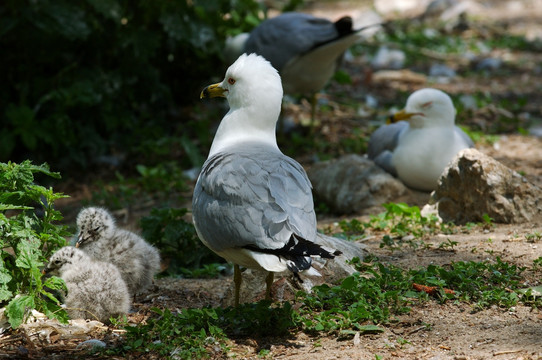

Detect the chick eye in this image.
[227,77,235,85]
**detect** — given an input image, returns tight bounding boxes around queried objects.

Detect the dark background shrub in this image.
[0,0,263,171]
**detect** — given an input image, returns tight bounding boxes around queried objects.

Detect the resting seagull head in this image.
[200,53,283,156]
[390,88,456,129]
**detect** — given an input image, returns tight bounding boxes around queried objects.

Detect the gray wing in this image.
[244,13,343,71]
[367,121,409,175]
[455,126,474,147]
[192,143,316,253]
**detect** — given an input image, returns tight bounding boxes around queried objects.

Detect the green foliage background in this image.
[0,0,263,170]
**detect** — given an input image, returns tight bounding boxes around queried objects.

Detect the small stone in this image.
[429,63,457,77]
[371,46,406,70]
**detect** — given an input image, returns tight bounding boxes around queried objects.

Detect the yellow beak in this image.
[200,83,226,99]
[388,109,420,123]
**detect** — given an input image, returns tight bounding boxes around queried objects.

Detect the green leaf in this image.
[6,295,35,328]
[40,300,69,324]
[15,238,42,270]
[354,324,385,334]
[341,276,356,290]
[43,276,67,292]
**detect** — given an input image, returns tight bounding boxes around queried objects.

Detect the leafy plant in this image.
[365,203,453,250]
[525,231,542,243]
[111,302,299,358]
[437,238,458,251]
[0,160,70,327]
[139,207,224,276]
[113,307,228,359]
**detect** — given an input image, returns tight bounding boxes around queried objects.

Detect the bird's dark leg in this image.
[234,264,242,307]
[265,271,274,300]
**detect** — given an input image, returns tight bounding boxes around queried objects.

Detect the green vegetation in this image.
[2,171,540,358]
[0,161,70,328]
[337,203,454,251]
[110,256,540,358]
[1,0,264,170]
[87,161,190,210]
[140,207,224,276]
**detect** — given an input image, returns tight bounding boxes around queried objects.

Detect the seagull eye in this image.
[228,77,235,85]
[92,226,100,233]
[421,101,432,109]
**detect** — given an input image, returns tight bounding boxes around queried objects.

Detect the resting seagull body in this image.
[194,53,341,306]
[226,12,379,119]
[368,88,473,192]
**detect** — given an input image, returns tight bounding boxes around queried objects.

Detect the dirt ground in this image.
[2,0,542,359]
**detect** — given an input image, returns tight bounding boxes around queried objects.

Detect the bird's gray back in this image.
[368,121,409,160]
[193,143,317,253]
[244,13,341,71]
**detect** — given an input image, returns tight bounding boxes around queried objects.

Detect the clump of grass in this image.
[338,202,455,251]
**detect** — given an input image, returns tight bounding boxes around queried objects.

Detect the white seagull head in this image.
[392,88,456,129]
[201,53,283,156]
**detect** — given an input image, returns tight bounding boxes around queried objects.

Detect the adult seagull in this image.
[226,12,380,120]
[368,88,473,191]
[194,53,341,306]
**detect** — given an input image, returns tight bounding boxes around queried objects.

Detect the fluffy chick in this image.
[44,246,130,323]
[75,207,161,296]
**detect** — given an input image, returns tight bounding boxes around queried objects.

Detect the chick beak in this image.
[75,233,85,248]
[200,83,226,99]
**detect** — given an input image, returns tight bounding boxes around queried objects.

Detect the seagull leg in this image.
[265,271,274,300]
[234,264,242,307]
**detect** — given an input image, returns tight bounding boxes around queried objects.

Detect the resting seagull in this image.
[194,53,341,306]
[368,88,473,191]
[227,12,380,120]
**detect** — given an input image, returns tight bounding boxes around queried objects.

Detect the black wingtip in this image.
[334,16,354,37]
[243,234,342,273]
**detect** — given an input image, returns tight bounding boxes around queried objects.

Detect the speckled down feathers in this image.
[44,246,130,323]
[76,207,161,296]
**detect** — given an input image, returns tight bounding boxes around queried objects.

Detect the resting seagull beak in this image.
[389,109,423,123]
